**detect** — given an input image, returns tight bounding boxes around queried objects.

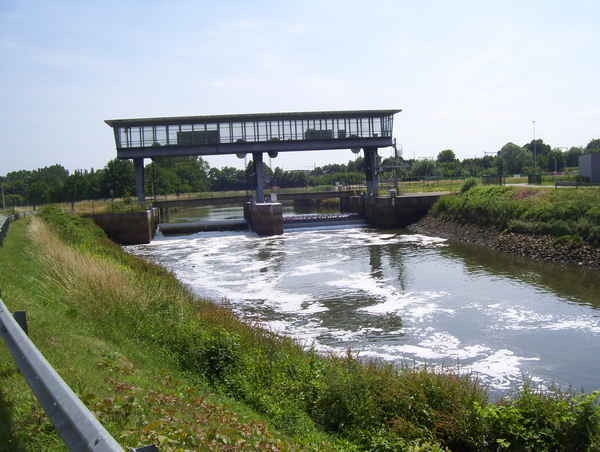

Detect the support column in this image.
[363,147,379,197]
[133,158,145,203]
[252,152,265,203]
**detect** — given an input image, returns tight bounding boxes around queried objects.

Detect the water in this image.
[127,206,600,397]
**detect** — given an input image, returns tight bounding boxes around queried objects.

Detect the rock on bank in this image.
[408,216,600,268]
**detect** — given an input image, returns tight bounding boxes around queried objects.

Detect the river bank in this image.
[409,215,600,268]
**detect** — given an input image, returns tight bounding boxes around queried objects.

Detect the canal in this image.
[127,206,600,398]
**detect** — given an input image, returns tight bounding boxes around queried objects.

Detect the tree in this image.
[101,158,135,198]
[347,156,364,173]
[28,180,51,206]
[410,159,436,177]
[565,146,583,167]
[498,142,530,174]
[30,164,69,187]
[524,139,552,157]
[65,171,89,201]
[546,149,566,172]
[585,139,600,154]
[437,149,456,163]
[209,166,246,191]
[274,169,309,188]
[168,157,210,193]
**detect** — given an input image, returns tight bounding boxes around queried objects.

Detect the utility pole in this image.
[1,182,5,212]
[532,121,537,174]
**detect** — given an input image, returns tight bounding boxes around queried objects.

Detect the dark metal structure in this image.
[105,109,401,202]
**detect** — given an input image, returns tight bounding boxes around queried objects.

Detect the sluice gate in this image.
[283,213,367,230]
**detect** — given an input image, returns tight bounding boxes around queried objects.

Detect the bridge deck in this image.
[106,110,399,159]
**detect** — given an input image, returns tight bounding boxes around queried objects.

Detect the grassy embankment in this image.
[1,204,600,451]
[430,182,600,247]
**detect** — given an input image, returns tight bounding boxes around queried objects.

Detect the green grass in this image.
[0,214,333,451]
[1,206,600,451]
[431,184,600,246]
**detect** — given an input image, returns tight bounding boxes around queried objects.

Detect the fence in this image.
[481,175,506,185]
[0,297,157,451]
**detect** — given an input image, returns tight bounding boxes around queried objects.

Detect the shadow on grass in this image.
[0,369,27,452]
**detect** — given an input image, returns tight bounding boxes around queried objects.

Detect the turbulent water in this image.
[127,206,600,397]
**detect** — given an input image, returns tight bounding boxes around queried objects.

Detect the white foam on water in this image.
[480,304,600,334]
[357,290,454,322]
[543,317,600,332]
[468,349,540,391]
[126,217,600,397]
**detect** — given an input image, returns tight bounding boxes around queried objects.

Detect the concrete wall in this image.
[88,209,156,245]
[341,194,442,229]
[248,202,283,236]
[579,153,600,183]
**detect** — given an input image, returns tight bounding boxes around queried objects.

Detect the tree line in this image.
[1,138,599,208]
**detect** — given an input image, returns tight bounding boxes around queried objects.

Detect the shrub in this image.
[477,385,600,451]
[460,177,478,193]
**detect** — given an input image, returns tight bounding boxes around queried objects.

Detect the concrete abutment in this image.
[341,194,445,229]
[88,209,158,245]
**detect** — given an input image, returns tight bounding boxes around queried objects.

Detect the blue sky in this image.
[1,0,598,174]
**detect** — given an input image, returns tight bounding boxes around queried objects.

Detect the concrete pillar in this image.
[363,147,379,196]
[252,152,265,203]
[134,158,145,203]
[250,202,283,236]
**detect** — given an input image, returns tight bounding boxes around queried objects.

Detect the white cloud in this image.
[576,106,600,118]
[1,0,600,173]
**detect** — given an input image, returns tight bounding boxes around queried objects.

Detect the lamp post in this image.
[532,121,537,174]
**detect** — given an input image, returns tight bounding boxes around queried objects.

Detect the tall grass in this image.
[16,206,600,451]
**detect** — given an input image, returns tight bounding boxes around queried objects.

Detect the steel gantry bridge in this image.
[105,109,401,203]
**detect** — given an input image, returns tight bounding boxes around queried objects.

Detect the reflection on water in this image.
[441,241,600,310]
[129,207,600,397]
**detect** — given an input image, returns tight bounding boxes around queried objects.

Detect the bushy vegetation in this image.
[460,177,478,193]
[2,206,600,451]
[431,186,600,246]
[3,137,598,211]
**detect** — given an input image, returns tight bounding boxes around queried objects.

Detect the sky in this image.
[1,0,599,175]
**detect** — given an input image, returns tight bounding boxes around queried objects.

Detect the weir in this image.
[86,191,447,244]
[283,213,367,230]
[100,109,447,241]
[151,192,448,239]
[104,109,401,237]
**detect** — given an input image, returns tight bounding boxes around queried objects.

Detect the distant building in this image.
[578,153,600,183]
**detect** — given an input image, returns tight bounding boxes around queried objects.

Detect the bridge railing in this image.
[0,297,157,451]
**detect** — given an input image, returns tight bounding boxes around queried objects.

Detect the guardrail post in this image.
[13,310,28,336]
[0,297,129,451]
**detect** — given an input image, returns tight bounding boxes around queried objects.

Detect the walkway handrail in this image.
[0,297,125,451]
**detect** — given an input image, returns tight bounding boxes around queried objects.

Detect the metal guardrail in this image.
[0,215,12,247]
[0,297,157,451]
[0,212,39,247]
